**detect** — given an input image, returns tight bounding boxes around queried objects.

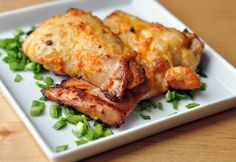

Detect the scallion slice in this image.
[14,74,23,82]
[104,128,113,137]
[140,113,151,120]
[30,100,45,116]
[53,118,67,130]
[75,139,88,146]
[49,104,61,118]
[56,145,68,153]
[185,103,200,109]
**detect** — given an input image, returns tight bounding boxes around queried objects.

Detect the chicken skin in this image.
[104,10,204,98]
[22,9,144,102]
[42,10,204,126]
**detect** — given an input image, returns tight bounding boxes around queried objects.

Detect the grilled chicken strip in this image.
[22,9,144,102]
[42,77,138,126]
[43,10,204,126]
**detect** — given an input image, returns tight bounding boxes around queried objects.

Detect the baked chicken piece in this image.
[42,10,204,126]
[104,10,204,98]
[22,9,144,102]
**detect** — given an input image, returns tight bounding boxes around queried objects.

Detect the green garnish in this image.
[56,145,68,153]
[185,103,200,109]
[94,123,103,139]
[53,118,67,130]
[165,82,207,109]
[30,100,45,116]
[49,104,61,118]
[35,77,54,89]
[86,128,95,141]
[66,115,82,124]
[104,128,113,137]
[140,113,151,120]
[34,74,44,80]
[72,121,87,138]
[0,28,44,73]
[75,139,89,146]
[44,77,54,86]
[157,102,163,111]
[14,74,23,82]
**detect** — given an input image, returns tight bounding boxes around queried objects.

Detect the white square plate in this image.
[0,0,236,161]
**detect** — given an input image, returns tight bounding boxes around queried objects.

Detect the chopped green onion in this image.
[34,74,44,80]
[66,115,82,124]
[86,128,95,141]
[53,118,67,130]
[26,26,36,35]
[94,124,103,139]
[172,99,178,109]
[165,90,172,102]
[30,100,45,116]
[104,128,113,137]
[157,102,163,110]
[56,145,68,153]
[25,62,37,70]
[75,139,88,146]
[13,29,24,37]
[150,100,158,108]
[14,74,23,82]
[44,77,54,86]
[35,81,47,89]
[72,121,87,138]
[185,103,200,109]
[140,113,151,120]
[62,106,76,117]
[49,104,61,118]
[200,82,207,91]
[81,115,90,130]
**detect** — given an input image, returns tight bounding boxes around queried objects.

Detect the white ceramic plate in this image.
[0,0,236,161]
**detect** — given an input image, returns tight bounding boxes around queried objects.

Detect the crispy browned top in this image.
[23,9,144,102]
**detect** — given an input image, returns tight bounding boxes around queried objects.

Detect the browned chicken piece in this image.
[42,77,138,126]
[104,10,204,98]
[22,9,144,102]
[42,10,204,126]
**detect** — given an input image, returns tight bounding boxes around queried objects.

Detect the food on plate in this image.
[42,10,204,126]
[22,9,145,102]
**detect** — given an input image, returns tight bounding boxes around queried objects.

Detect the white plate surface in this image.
[0,0,236,161]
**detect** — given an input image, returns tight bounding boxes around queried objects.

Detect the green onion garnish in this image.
[34,74,44,80]
[94,123,103,139]
[14,74,23,82]
[86,128,95,141]
[56,145,68,153]
[185,103,200,109]
[44,77,54,86]
[140,113,151,120]
[157,102,163,110]
[104,128,113,137]
[72,121,87,138]
[49,104,61,118]
[66,115,82,124]
[53,118,67,130]
[30,100,45,116]
[75,139,89,146]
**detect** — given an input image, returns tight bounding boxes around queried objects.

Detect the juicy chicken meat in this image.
[22,9,144,102]
[42,10,204,126]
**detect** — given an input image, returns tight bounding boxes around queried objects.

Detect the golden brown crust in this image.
[23,9,144,102]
